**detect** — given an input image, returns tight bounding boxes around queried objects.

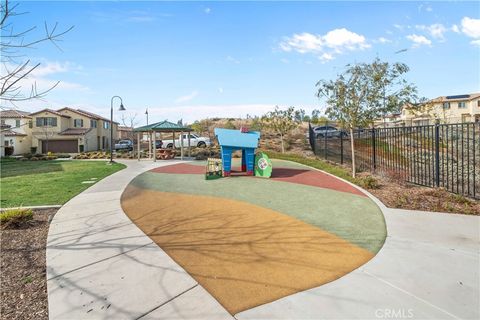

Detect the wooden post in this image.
[172,131,175,150]
[180,131,184,160]
[153,131,156,162]
[187,132,191,157]
[148,130,152,159]
[137,132,140,161]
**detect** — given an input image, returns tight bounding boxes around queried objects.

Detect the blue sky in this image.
[6,1,480,124]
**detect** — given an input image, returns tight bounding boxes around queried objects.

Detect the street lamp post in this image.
[110,95,126,164]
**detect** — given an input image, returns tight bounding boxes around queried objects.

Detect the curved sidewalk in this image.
[46,160,233,320]
[46,160,480,320]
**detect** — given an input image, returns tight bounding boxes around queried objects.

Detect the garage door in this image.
[42,140,78,153]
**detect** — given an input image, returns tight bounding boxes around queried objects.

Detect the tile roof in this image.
[56,107,100,119]
[59,128,92,135]
[2,129,27,137]
[0,109,32,118]
[30,108,71,118]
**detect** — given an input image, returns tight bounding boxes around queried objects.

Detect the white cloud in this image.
[470,39,480,47]
[280,28,370,61]
[375,37,392,44]
[226,55,240,64]
[319,53,334,62]
[406,34,432,47]
[0,61,90,106]
[174,90,199,103]
[451,24,460,33]
[204,8,211,14]
[461,17,480,39]
[416,23,447,40]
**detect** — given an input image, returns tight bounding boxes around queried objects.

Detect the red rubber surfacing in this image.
[150,163,365,197]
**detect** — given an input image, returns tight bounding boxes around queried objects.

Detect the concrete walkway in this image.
[236,206,479,320]
[47,160,480,319]
[46,160,233,320]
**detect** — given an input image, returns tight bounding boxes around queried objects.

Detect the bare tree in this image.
[120,112,139,141]
[261,106,299,153]
[32,125,55,153]
[0,0,73,107]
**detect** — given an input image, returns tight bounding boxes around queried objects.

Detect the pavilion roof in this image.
[134,120,192,132]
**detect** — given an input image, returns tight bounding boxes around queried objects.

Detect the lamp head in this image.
[119,103,126,111]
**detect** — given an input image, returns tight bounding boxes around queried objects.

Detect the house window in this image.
[74,119,84,127]
[103,121,110,129]
[15,119,20,127]
[477,100,480,107]
[36,117,57,127]
[461,114,470,123]
[90,120,97,128]
[0,119,5,125]
[442,102,450,109]
[458,102,466,108]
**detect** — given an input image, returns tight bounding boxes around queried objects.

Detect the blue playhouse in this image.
[214,128,260,176]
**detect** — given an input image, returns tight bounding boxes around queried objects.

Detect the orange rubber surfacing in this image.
[121,186,374,314]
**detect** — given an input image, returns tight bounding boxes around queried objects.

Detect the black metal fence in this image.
[309,122,480,199]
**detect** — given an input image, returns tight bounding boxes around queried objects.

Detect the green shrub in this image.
[56,154,71,158]
[357,175,380,189]
[0,208,33,228]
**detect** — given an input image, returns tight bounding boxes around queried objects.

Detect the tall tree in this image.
[261,106,299,153]
[0,0,73,106]
[316,58,417,177]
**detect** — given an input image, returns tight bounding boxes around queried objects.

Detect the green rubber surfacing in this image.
[128,170,386,253]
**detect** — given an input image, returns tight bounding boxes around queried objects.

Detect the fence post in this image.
[340,131,344,164]
[372,127,377,171]
[435,120,440,187]
[324,120,328,159]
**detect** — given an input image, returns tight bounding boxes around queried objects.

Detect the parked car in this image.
[312,126,347,138]
[114,140,133,151]
[162,133,211,148]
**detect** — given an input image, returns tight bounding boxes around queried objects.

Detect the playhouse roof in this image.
[134,120,192,132]
[214,128,260,149]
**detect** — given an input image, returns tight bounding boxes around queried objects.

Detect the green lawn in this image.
[0,159,126,207]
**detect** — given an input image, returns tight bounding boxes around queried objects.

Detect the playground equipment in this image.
[254,152,272,178]
[214,127,260,177]
[206,158,223,180]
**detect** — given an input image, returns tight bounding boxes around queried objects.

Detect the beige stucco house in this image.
[29,107,118,154]
[0,110,33,156]
[401,93,480,125]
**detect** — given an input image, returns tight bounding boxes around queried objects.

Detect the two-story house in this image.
[0,109,32,156]
[401,93,480,125]
[29,108,118,153]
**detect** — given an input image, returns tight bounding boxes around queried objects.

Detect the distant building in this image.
[117,126,133,140]
[401,93,480,126]
[0,109,32,156]
[374,93,480,127]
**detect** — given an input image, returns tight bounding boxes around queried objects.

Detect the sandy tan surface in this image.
[122,186,373,314]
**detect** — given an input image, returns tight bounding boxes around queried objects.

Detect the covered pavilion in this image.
[134,120,193,161]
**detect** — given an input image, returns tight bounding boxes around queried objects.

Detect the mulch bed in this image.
[1,208,57,320]
[365,178,480,215]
